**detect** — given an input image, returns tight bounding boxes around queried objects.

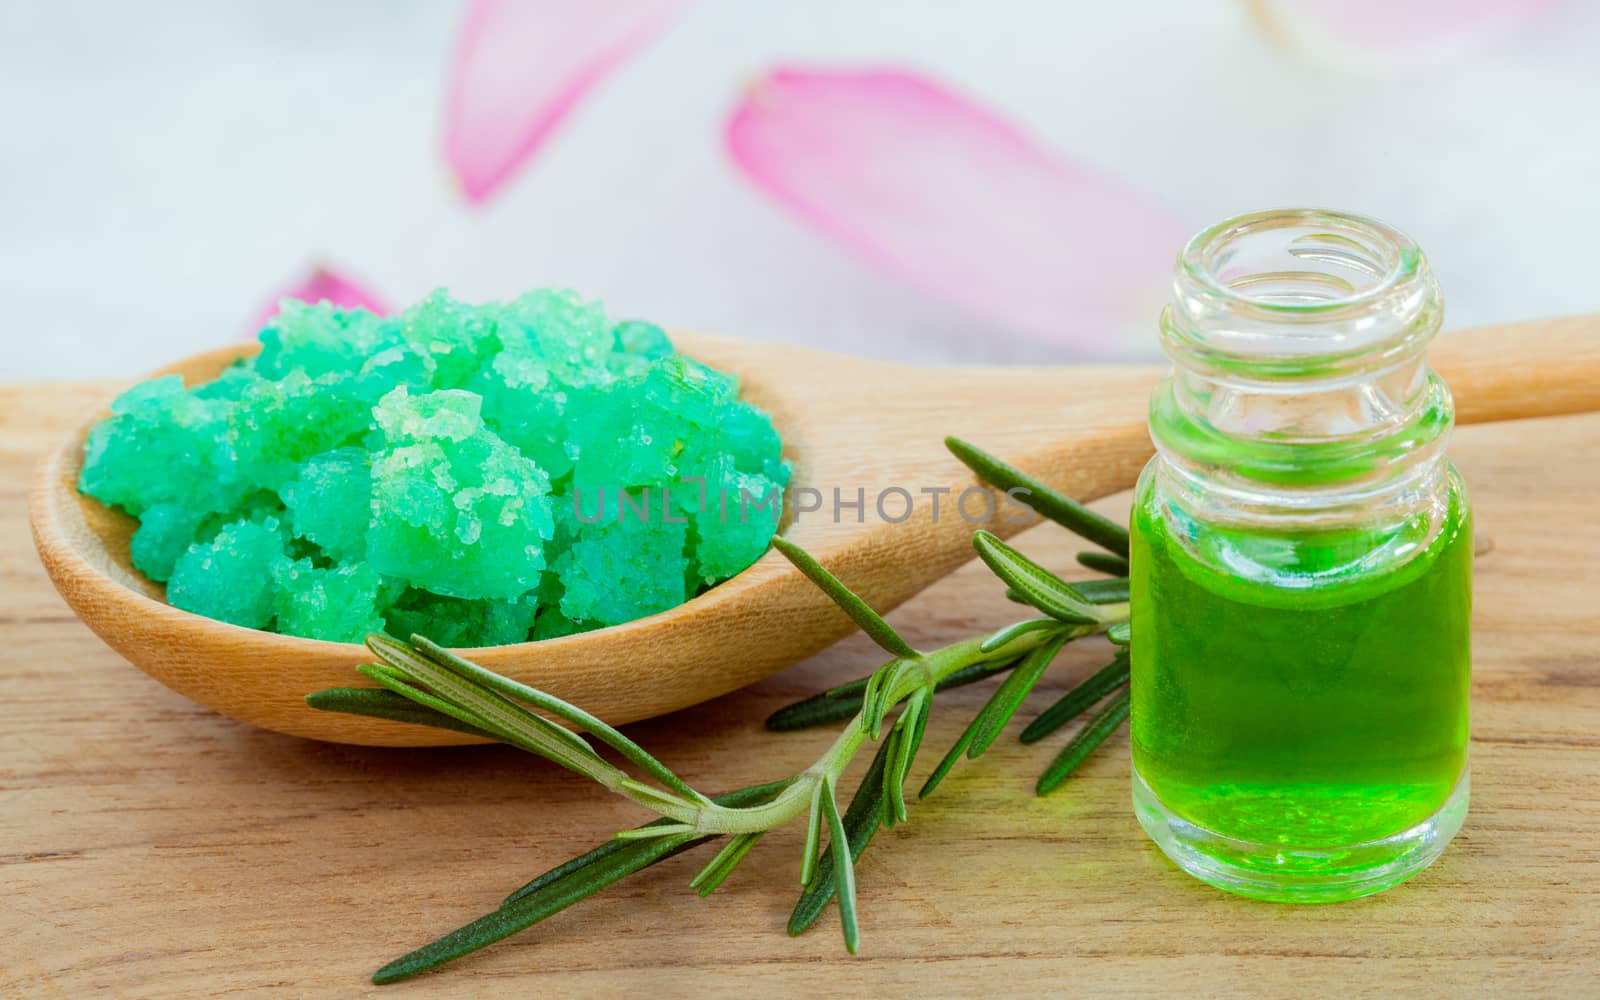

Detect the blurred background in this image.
[5,0,1598,378]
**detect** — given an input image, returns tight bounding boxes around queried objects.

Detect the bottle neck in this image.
[1150,209,1451,531]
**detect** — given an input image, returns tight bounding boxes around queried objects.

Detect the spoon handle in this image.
[1430,313,1600,425]
[960,313,1600,535]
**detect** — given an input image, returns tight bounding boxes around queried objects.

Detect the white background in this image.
[5,0,1599,378]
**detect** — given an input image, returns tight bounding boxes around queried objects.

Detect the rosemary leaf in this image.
[503,779,793,907]
[304,687,496,740]
[979,617,1059,654]
[861,658,928,741]
[820,776,860,954]
[366,636,603,769]
[896,684,934,819]
[1107,621,1132,646]
[918,719,979,799]
[354,664,511,745]
[885,690,930,825]
[1035,688,1132,796]
[1076,551,1131,576]
[765,691,874,731]
[690,831,765,897]
[765,657,1020,733]
[859,660,897,740]
[972,531,1099,624]
[789,737,891,936]
[936,656,1024,691]
[799,779,825,887]
[1075,578,1130,604]
[878,721,904,829]
[920,635,1073,798]
[1020,653,1131,744]
[1018,578,1129,605]
[906,690,931,766]
[409,636,710,806]
[371,832,702,984]
[822,676,871,700]
[616,778,700,819]
[877,686,930,827]
[966,631,1070,757]
[772,536,918,659]
[945,436,1130,557]
[614,823,696,840]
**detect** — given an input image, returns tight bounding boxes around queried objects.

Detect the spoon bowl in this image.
[30,317,1600,745]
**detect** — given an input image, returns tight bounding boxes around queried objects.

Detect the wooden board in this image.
[2,383,1596,997]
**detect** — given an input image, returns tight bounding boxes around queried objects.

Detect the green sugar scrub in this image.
[79,290,790,645]
[1130,210,1472,902]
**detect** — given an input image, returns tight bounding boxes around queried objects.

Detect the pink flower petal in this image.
[726,68,1186,358]
[1250,0,1559,71]
[249,266,388,335]
[444,0,689,203]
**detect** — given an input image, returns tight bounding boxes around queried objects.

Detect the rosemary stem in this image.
[1093,601,1131,625]
[693,621,1091,836]
[696,726,866,835]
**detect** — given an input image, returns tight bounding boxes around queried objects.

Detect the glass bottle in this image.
[1129,208,1471,902]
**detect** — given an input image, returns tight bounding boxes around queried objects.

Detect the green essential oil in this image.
[1132,208,1472,902]
[1130,469,1472,899]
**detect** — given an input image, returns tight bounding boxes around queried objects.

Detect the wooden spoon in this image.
[30,315,1600,746]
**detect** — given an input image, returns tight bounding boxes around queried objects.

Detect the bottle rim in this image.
[1181,208,1422,314]
[1164,208,1440,378]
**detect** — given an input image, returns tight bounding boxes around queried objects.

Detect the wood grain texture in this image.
[26,316,1600,745]
[3,382,1598,997]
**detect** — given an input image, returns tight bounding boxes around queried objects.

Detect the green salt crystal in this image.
[272,558,389,643]
[166,516,289,629]
[673,397,789,584]
[688,467,784,585]
[384,589,539,648]
[281,447,371,562]
[468,352,573,479]
[79,288,787,646]
[193,362,260,402]
[354,342,435,402]
[532,561,572,608]
[194,491,288,544]
[401,291,496,388]
[79,375,238,517]
[129,502,207,582]
[611,320,674,362]
[720,400,788,481]
[558,501,688,626]
[496,288,612,384]
[227,370,371,490]
[531,607,598,641]
[256,302,400,380]
[649,354,738,414]
[568,372,680,492]
[368,386,554,600]
[372,384,484,441]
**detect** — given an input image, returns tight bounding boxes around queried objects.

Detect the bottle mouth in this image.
[1182,209,1420,313]
[1165,209,1440,377]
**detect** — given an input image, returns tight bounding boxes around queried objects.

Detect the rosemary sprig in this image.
[971,531,1109,625]
[789,736,891,934]
[770,535,919,659]
[310,437,1135,982]
[370,778,793,984]
[945,435,1130,558]
[1020,651,1131,744]
[1077,550,1132,576]
[1035,688,1132,796]
[765,655,1021,731]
